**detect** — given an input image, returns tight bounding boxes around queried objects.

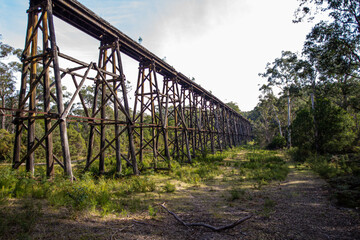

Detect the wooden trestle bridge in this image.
[12,0,252,179]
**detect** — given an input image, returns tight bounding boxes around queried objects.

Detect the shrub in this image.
[163,182,176,193]
[267,135,286,150]
[148,205,157,217]
[0,129,13,162]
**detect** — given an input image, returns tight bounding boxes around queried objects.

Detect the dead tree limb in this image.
[159,203,252,232]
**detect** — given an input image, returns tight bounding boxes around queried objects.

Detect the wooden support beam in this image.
[47,0,73,180]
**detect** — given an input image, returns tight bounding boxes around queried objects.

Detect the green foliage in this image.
[306,154,356,179]
[291,108,314,152]
[303,153,360,208]
[291,99,356,156]
[168,150,227,184]
[67,125,86,160]
[226,101,241,114]
[329,175,360,208]
[148,205,157,218]
[0,165,161,215]
[172,161,220,184]
[173,166,201,184]
[236,150,289,188]
[124,176,156,194]
[315,98,355,153]
[0,129,13,162]
[267,135,286,150]
[163,181,176,193]
[0,167,18,201]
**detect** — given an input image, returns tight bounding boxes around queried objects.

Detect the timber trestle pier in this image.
[12,0,252,178]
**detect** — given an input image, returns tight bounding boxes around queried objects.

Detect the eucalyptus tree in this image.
[259,51,300,148]
[297,0,360,107]
[259,84,283,137]
[0,35,20,130]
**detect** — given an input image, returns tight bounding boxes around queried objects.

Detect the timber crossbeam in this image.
[12,0,252,178]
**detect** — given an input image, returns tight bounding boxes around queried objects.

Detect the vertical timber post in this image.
[112,46,121,174]
[99,46,107,175]
[43,10,54,177]
[47,0,73,179]
[115,43,138,175]
[27,9,38,175]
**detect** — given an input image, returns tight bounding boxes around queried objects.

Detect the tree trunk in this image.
[271,104,282,137]
[1,95,5,130]
[287,91,291,148]
[311,77,319,152]
[341,75,348,111]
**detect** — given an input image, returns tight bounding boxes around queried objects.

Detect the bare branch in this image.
[159,203,252,232]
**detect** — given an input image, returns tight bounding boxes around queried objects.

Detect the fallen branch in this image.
[159,203,252,232]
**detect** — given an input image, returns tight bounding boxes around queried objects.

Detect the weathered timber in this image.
[12,0,252,178]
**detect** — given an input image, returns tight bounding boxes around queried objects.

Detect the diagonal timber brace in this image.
[12,0,252,178]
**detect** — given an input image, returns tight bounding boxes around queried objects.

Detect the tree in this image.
[226,101,241,114]
[292,98,356,154]
[259,51,300,148]
[0,35,20,130]
[259,84,283,137]
[297,1,360,83]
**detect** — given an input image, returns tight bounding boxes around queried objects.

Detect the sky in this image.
[0,0,314,111]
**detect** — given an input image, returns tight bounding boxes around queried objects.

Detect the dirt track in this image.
[18,164,358,240]
[2,157,360,240]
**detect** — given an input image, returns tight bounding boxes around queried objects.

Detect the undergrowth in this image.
[237,149,290,188]
[0,146,290,219]
[294,153,360,208]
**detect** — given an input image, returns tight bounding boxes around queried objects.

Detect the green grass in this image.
[163,181,176,193]
[300,153,360,208]
[235,149,290,188]
[0,146,290,217]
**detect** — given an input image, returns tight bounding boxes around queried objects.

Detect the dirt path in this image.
[140,166,360,240]
[247,167,360,240]
[5,159,360,239]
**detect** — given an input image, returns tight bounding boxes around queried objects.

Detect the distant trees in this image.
[226,101,241,114]
[259,51,300,148]
[0,35,20,131]
[249,0,360,154]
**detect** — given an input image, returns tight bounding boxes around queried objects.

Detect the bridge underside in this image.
[12,0,252,178]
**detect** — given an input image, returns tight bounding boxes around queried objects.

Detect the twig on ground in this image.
[159,203,252,232]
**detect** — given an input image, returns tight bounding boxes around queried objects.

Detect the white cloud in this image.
[133,0,313,111]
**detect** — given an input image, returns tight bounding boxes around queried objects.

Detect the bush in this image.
[267,135,286,150]
[0,129,13,162]
[163,182,176,193]
[288,147,312,162]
